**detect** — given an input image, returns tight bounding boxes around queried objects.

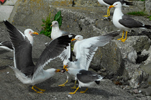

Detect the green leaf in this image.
[42,19,46,23]
[54,11,61,20]
[57,16,62,27]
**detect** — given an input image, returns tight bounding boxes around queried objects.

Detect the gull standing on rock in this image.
[109,1,151,42]
[4,20,73,93]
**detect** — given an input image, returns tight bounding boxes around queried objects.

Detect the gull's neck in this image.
[113,7,123,18]
[25,34,34,45]
[113,7,124,24]
[51,26,62,40]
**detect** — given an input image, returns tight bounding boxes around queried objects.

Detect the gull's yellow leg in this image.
[71,80,77,89]
[69,87,79,94]
[80,88,88,93]
[32,85,45,93]
[33,85,45,91]
[59,79,68,87]
[121,31,128,42]
[103,8,110,17]
[117,31,125,41]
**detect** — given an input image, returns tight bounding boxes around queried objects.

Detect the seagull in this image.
[98,0,133,17]
[60,31,119,89]
[0,41,13,51]
[51,21,71,40]
[3,20,73,93]
[109,1,151,42]
[61,69,103,94]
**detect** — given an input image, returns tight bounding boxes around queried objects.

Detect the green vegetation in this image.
[127,11,147,16]
[127,11,151,20]
[40,11,62,37]
[148,15,151,21]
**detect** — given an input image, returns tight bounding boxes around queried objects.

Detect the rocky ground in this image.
[0,21,151,100]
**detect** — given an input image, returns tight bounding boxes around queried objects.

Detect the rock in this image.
[95,36,150,74]
[129,69,149,88]
[145,0,151,15]
[141,86,151,96]
[140,63,151,86]
[3,0,17,6]
[0,6,14,22]
[141,46,151,65]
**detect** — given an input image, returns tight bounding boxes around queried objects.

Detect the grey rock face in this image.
[145,0,151,15]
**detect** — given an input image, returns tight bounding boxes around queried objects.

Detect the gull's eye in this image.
[29,31,31,33]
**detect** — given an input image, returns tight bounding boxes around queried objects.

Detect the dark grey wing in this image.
[119,15,143,28]
[33,35,73,79]
[121,0,133,5]
[3,20,35,76]
[104,0,118,5]
[61,30,70,36]
[77,70,100,83]
[0,41,13,50]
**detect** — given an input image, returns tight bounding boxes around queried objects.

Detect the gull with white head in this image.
[4,20,73,93]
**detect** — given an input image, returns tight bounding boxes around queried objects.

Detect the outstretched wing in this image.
[75,32,119,70]
[33,35,73,79]
[3,20,34,75]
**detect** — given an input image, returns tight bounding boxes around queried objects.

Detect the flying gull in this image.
[0,41,13,51]
[60,32,119,89]
[109,1,151,42]
[61,69,103,94]
[3,20,73,93]
[98,0,132,17]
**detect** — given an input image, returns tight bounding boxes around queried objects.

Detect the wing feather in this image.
[74,32,119,70]
[3,20,34,76]
[33,35,73,79]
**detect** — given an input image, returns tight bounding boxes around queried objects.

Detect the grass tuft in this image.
[127,11,147,16]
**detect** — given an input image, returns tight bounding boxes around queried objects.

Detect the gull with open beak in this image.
[60,31,119,91]
[4,20,73,93]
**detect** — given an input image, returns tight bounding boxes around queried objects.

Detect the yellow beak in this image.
[55,69,61,72]
[109,5,115,9]
[71,38,76,41]
[33,32,39,35]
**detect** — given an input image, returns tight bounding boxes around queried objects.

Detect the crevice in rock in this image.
[136,52,149,64]
[116,59,125,76]
[78,24,82,32]
[72,0,75,7]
